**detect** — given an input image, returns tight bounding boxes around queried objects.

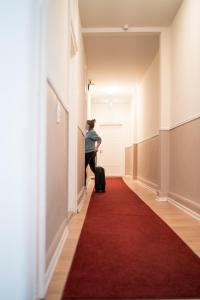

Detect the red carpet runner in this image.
[62,178,200,299]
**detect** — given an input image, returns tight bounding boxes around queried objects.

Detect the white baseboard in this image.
[77,186,85,204]
[156,196,168,202]
[77,186,87,213]
[43,226,69,298]
[168,197,200,221]
[136,178,157,195]
[106,173,123,177]
[124,175,133,180]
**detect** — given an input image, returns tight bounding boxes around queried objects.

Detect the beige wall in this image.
[127,51,160,189]
[137,52,160,142]
[46,0,70,271]
[167,0,200,213]
[169,118,200,214]
[44,0,87,287]
[46,83,68,269]
[137,136,159,190]
[125,146,133,176]
[47,0,69,108]
[77,127,85,199]
[170,0,200,127]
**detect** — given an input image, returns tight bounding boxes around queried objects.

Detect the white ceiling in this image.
[84,34,159,89]
[79,0,183,28]
[79,0,182,99]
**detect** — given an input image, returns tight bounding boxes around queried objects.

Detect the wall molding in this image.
[99,123,123,127]
[124,175,133,180]
[136,132,159,144]
[47,78,69,113]
[156,196,168,202]
[160,114,200,131]
[77,186,86,212]
[78,125,85,136]
[170,114,200,130]
[135,114,200,143]
[106,173,123,177]
[168,197,200,221]
[82,26,163,35]
[46,218,67,270]
[44,224,69,298]
[168,191,200,218]
[78,179,94,213]
[70,19,78,55]
[136,177,158,194]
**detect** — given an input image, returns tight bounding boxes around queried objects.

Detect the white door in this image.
[97,124,124,176]
[92,100,132,177]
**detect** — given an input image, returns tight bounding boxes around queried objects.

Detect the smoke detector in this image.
[123,24,129,31]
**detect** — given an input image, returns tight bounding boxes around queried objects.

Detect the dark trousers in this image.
[85,151,96,184]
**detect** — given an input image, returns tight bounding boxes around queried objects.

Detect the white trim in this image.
[43,226,69,298]
[160,113,200,131]
[106,173,123,177]
[125,144,133,149]
[82,26,163,35]
[124,175,133,180]
[156,196,168,202]
[68,29,78,213]
[136,179,157,194]
[136,132,159,144]
[130,113,200,140]
[47,78,69,113]
[77,189,87,213]
[99,123,123,127]
[159,127,170,131]
[170,113,200,130]
[77,187,86,212]
[168,198,200,221]
[70,19,78,55]
[86,177,94,189]
[37,0,48,298]
[78,125,85,136]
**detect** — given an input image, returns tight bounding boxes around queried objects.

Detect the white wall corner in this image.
[159,28,171,130]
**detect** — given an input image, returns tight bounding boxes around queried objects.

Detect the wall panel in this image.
[169,118,200,214]
[46,82,68,269]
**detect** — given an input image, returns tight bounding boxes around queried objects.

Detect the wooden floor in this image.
[45,178,200,300]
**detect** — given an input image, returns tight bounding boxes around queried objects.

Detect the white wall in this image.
[0,1,40,299]
[47,0,69,109]
[170,0,200,127]
[136,52,160,142]
[76,16,88,131]
[44,0,87,296]
[68,0,87,212]
[0,0,87,299]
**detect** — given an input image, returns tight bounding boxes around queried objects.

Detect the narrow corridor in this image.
[1,0,200,299]
[45,178,200,300]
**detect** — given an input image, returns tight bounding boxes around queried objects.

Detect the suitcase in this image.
[95,166,106,192]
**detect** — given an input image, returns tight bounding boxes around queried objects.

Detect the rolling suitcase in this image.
[95,154,105,192]
[95,166,106,192]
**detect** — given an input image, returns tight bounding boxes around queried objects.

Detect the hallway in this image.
[45,178,200,300]
[1,0,200,300]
